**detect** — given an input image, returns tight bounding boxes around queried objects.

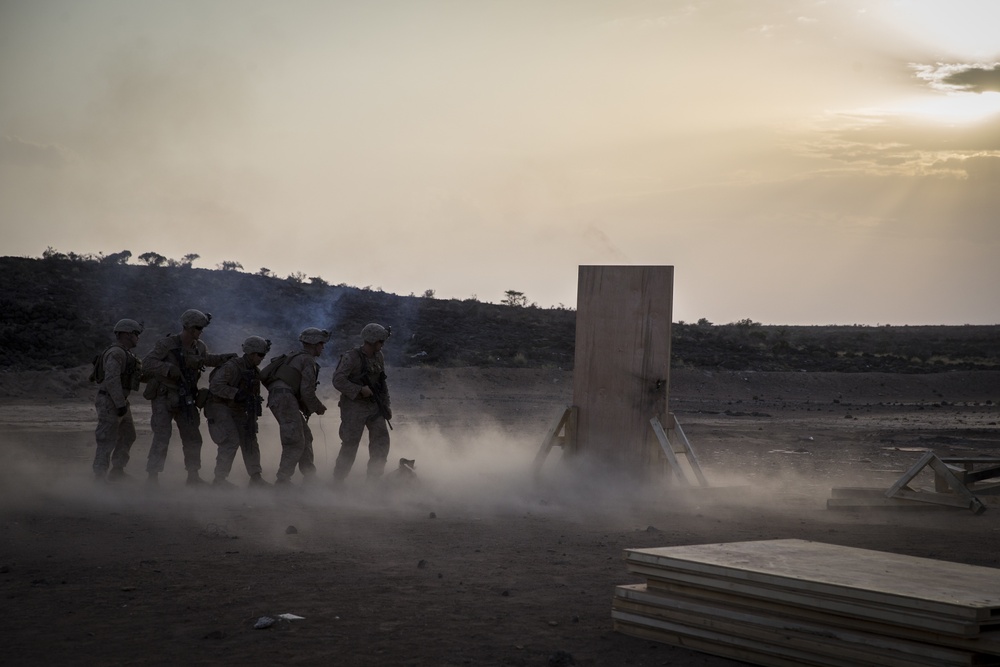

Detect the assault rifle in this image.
[172,348,201,420]
[238,366,264,437]
[367,376,393,431]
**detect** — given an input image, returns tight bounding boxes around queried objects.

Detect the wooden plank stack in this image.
[614,539,1000,666]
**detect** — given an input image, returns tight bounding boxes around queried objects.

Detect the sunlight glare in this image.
[889,91,1000,124]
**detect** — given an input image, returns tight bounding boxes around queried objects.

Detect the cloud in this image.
[0,135,71,168]
[912,62,1000,93]
[932,154,1000,181]
[805,112,1000,176]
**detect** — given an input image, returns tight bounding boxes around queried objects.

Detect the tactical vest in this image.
[90,344,142,392]
[348,348,387,394]
[208,357,261,410]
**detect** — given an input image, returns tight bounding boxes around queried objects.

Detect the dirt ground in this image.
[2,367,1000,666]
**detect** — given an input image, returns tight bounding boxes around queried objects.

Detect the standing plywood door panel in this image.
[571,266,673,474]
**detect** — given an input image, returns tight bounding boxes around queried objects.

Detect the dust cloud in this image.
[0,401,842,545]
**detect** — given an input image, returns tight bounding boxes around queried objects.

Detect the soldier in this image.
[141,309,235,486]
[92,319,144,482]
[263,327,329,486]
[205,335,272,489]
[331,323,392,482]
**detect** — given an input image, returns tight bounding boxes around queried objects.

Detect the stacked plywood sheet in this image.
[614,539,1000,667]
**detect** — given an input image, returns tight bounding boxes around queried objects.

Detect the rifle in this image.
[367,376,393,431]
[172,347,200,420]
[237,365,263,437]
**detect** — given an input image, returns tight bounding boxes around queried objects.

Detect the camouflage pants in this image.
[268,392,315,482]
[93,393,136,474]
[146,395,203,473]
[333,397,390,480]
[205,403,262,480]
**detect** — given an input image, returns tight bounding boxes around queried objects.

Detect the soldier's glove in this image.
[384,406,392,420]
[116,405,128,417]
[167,365,182,380]
[315,405,327,416]
[221,353,238,361]
[234,389,248,403]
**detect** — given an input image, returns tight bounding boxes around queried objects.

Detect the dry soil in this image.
[2,367,999,666]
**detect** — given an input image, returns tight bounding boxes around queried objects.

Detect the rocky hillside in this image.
[1,255,998,373]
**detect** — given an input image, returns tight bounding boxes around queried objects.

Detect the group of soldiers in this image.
[91,308,393,489]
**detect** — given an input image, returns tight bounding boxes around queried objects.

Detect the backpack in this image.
[259,352,306,392]
[89,349,108,384]
[258,353,289,387]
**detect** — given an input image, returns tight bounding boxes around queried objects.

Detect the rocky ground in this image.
[1,367,999,666]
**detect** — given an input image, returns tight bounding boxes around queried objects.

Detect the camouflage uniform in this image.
[332,342,392,480]
[93,343,142,477]
[267,347,327,482]
[205,355,264,483]
[142,327,233,478]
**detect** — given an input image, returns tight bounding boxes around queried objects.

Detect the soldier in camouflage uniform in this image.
[141,309,235,486]
[205,336,271,489]
[264,327,329,486]
[331,323,392,482]
[93,319,144,482]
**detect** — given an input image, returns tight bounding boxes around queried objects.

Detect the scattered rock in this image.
[417,559,427,569]
[254,616,276,629]
[285,525,298,535]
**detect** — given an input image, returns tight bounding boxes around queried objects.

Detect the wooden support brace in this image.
[650,416,691,485]
[885,451,986,514]
[669,414,709,487]
[533,407,575,475]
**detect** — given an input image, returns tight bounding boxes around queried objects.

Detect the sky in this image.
[1,1,999,325]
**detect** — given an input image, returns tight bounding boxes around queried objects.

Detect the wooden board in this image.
[614,612,868,667]
[614,584,998,666]
[571,265,672,471]
[621,580,1000,657]
[632,564,988,636]
[625,539,1000,629]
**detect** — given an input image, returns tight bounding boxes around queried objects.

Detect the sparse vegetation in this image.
[1,254,998,373]
[502,290,528,307]
[138,252,167,267]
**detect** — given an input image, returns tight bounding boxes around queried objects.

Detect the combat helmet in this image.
[180,309,212,329]
[361,323,389,344]
[299,327,331,344]
[113,319,143,334]
[242,336,271,355]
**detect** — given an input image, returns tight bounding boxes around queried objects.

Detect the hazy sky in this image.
[2,1,999,325]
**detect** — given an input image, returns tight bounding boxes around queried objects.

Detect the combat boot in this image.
[248,473,271,488]
[186,471,206,486]
[108,467,132,482]
[212,477,237,490]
